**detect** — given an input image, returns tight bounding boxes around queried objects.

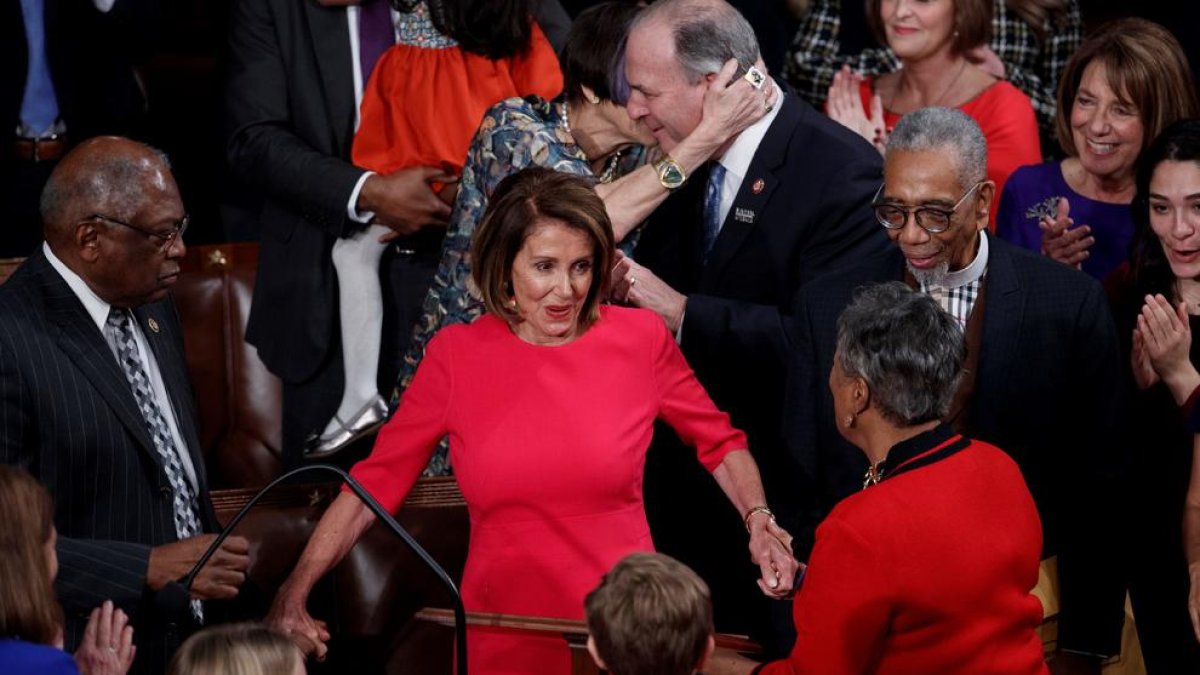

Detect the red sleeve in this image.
[759,513,893,675]
[650,315,747,471]
[508,22,564,102]
[348,330,454,513]
[972,82,1041,230]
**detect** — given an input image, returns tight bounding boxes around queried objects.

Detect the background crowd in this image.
[5,1,1200,675]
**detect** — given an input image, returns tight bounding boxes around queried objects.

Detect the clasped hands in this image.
[1132,292,1198,403]
[746,511,801,600]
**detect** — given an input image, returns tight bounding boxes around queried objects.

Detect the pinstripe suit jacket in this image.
[784,237,1127,658]
[0,250,215,673]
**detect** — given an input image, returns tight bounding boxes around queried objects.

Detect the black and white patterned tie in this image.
[105,308,204,623]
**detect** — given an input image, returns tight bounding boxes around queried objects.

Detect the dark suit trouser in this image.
[282,239,440,468]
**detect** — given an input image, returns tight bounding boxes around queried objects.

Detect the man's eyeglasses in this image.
[88,213,189,252]
[871,181,984,234]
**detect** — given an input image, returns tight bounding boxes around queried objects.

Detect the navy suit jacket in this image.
[0,251,215,674]
[635,93,887,536]
[785,238,1127,657]
[632,93,886,648]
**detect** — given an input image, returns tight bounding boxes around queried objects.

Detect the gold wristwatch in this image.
[654,155,687,190]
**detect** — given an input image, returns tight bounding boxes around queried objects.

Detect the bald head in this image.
[40,136,174,247]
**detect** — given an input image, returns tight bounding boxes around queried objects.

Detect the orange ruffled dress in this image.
[352,2,564,177]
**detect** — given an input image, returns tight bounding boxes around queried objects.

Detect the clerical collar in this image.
[935,231,989,290]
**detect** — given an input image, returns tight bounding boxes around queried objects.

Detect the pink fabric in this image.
[350,305,746,674]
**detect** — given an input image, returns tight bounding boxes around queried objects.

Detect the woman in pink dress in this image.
[267,168,798,674]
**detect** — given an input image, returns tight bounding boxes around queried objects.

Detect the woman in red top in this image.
[719,282,1046,675]
[824,0,1040,228]
[267,169,798,675]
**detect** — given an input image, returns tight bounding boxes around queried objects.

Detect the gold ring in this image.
[629,275,638,288]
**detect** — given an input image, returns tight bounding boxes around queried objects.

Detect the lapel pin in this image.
[734,207,756,224]
[147,317,160,334]
[751,178,765,194]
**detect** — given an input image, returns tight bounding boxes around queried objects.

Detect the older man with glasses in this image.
[783,107,1129,673]
[0,136,249,675]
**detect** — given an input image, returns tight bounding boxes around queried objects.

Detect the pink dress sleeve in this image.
[650,316,747,471]
[348,330,455,513]
[758,514,893,675]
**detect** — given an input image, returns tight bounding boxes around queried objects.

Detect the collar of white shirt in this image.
[43,241,113,332]
[713,90,784,227]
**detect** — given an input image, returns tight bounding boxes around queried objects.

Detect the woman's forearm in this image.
[279,491,377,599]
[711,449,769,517]
[596,122,729,241]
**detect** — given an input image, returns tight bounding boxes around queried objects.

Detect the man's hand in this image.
[73,600,136,675]
[357,167,456,241]
[611,252,687,333]
[1039,197,1093,268]
[147,534,250,600]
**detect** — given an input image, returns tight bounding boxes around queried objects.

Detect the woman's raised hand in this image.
[825,65,886,154]
[692,59,777,149]
[1137,293,1200,405]
[73,601,136,675]
[1039,197,1093,268]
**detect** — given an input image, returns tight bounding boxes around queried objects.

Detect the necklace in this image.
[597,150,623,184]
[560,100,571,133]
[890,58,968,112]
[862,461,884,490]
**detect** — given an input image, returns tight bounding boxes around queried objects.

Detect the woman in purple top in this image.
[995,19,1197,281]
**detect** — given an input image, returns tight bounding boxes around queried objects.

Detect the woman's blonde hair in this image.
[169,623,300,675]
[0,465,62,646]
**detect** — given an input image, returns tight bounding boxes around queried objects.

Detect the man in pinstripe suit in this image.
[0,137,249,673]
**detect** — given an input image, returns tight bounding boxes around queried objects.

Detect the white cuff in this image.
[94,0,116,12]
[347,171,376,224]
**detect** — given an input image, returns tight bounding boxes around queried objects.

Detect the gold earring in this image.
[507,298,518,309]
[843,414,855,429]
[588,92,600,104]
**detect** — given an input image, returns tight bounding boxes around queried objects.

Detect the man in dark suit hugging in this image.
[0,137,249,674]
[613,0,887,653]
[786,107,1126,674]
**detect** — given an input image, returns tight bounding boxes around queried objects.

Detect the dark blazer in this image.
[0,251,215,675]
[225,0,366,383]
[1,0,156,140]
[633,93,887,648]
[785,238,1126,657]
[225,0,572,385]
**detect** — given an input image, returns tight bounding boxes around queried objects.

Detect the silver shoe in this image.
[305,395,390,459]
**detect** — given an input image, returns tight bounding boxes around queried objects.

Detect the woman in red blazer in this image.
[720,282,1047,675]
